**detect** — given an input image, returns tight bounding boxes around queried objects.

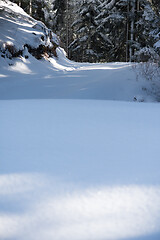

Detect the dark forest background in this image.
[11,0,160,63]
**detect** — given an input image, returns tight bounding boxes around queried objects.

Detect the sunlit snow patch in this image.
[0,173,160,240]
[0,74,8,78]
[9,61,33,74]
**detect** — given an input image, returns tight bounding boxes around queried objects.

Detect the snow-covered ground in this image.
[0,99,160,240]
[0,1,160,240]
[0,48,155,102]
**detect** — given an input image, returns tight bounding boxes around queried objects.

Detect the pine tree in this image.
[95,0,128,62]
[69,0,101,62]
[133,0,160,61]
[9,0,160,63]
[52,0,74,57]
[10,0,32,15]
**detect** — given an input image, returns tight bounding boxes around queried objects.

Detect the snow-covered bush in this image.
[132,57,160,101]
[133,47,159,63]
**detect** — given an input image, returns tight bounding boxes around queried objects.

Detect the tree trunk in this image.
[126,0,130,62]
[29,0,32,16]
[129,0,135,61]
[66,0,69,57]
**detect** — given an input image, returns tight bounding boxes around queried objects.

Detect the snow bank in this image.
[0,50,156,101]
[0,0,59,58]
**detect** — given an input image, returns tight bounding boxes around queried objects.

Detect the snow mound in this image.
[0,0,59,59]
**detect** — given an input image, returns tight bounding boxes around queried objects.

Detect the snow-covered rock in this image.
[0,0,60,59]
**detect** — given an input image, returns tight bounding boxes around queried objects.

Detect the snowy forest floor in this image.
[0,49,160,240]
[0,47,158,101]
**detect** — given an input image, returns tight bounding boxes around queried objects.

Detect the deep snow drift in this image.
[0,1,160,240]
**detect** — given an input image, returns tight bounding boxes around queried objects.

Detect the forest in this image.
[10,0,160,63]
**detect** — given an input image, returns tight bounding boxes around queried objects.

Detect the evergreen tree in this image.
[52,0,75,57]
[96,0,127,62]
[133,0,160,61]
[69,0,101,62]
[10,0,54,27]
[9,0,160,63]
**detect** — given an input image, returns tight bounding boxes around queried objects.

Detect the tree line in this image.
[11,0,160,63]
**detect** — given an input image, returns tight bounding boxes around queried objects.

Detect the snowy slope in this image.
[0,0,59,58]
[0,48,156,101]
[0,1,160,240]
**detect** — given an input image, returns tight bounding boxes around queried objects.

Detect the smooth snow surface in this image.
[0,100,160,240]
[0,100,160,185]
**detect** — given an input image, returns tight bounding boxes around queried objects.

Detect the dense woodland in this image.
[10,0,160,63]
